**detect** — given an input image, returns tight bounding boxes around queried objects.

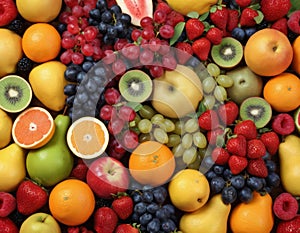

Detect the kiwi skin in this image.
[239,97,272,129]
[118,70,153,103]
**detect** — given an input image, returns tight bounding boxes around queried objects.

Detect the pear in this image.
[26,115,74,187]
[179,194,231,233]
[279,134,300,195]
[0,143,26,192]
[0,109,13,149]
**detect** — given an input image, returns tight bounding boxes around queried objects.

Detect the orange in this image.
[66,116,109,159]
[292,35,300,75]
[49,179,95,226]
[12,107,55,149]
[129,141,176,187]
[263,72,300,112]
[22,23,61,63]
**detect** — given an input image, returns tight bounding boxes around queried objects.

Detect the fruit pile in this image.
[0,0,300,232]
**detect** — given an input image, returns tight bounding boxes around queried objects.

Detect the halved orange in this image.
[12,106,55,149]
[66,116,109,159]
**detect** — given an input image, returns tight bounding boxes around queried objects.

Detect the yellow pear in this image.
[29,61,67,111]
[0,143,26,192]
[179,194,231,233]
[0,109,13,149]
[279,134,300,195]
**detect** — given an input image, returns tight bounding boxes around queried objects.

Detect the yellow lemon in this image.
[165,0,218,16]
[16,0,62,23]
[0,29,22,78]
[0,109,13,149]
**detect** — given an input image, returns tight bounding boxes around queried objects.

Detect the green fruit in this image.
[26,115,74,187]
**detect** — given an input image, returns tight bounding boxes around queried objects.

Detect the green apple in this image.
[226,66,263,105]
[151,65,203,118]
[20,212,61,233]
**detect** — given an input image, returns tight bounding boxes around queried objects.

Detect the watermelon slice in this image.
[294,107,300,133]
[116,0,153,26]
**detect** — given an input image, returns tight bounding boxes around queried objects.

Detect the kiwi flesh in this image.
[211,37,243,68]
[119,70,153,103]
[239,97,272,128]
[0,75,32,113]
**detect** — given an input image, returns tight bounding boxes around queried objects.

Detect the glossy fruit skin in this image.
[0,109,12,149]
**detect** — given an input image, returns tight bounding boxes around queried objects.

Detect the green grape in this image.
[182,146,197,165]
[137,119,152,134]
[198,148,207,159]
[207,63,221,77]
[132,114,141,126]
[181,133,193,149]
[172,143,185,157]
[193,131,207,148]
[214,85,227,102]
[139,105,156,119]
[202,95,216,110]
[202,76,216,94]
[184,118,199,133]
[216,74,234,88]
[151,114,165,124]
[156,122,167,131]
[153,127,168,144]
[187,154,201,170]
[173,120,185,135]
[166,134,181,147]
[139,133,152,143]
[163,118,175,132]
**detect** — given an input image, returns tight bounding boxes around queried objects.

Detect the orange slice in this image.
[12,107,55,149]
[66,116,109,159]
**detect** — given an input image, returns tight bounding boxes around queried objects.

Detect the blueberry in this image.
[221,186,237,204]
[139,213,153,226]
[146,203,160,214]
[82,61,94,72]
[120,13,132,25]
[246,176,264,191]
[223,168,233,180]
[65,67,80,82]
[131,212,139,222]
[266,172,280,188]
[156,207,170,221]
[107,26,118,39]
[161,204,176,216]
[205,170,217,181]
[231,27,246,42]
[213,165,225,175]
[131,192,143,203]
[76,71,86,83]
[134,202,147,215]
[66,95,75,106]
[85,78,98,93]
[89,8,101,21]
[96,0,107,10]
[161,219,177,232]
[101,10,113,23]
[230,175,245,190]
[153,186,168,204]
[64,84,77,96]
[265,159,277,172]
[147,218,161,233]
[238,187,253,203]
[110,5,122,16]
[142,190,154,203]
[244,27,257,38]
[98,21,108,34]
[210,176,226,194]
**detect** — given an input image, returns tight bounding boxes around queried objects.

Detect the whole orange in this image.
[263,72,300,112]
[129,141,176,187]
[292,35,300,75]
[22,23,61,63]
[49,179,95,226]
[244,28,293,77]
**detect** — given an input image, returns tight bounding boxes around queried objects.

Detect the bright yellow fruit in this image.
[16,0,62,23]
[0,29,23,78]
[0,109,13,149]
[29,61,67,112]
[166,0,218,16]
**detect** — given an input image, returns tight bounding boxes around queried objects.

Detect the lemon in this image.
[0,29,23,78]
[0,109,13,149]
[166,0,218,16]
[29,61,67,111]
[16,0,62,23]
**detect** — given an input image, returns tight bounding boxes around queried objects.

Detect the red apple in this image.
[86,156,130,199]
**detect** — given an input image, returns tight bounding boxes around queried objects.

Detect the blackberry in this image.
[95,197,112,208]
[17,57,34,76]
[7,19,28,36]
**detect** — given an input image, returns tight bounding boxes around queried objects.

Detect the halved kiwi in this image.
[211,37,243,69]
[119,69,153,103]
[239,97,272,129]
[0,75,32,113]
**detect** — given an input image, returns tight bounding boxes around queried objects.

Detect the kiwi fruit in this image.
[0,75,32,113]
[211,37,243,68]
[239,97,272,128]
[119,69,153,103]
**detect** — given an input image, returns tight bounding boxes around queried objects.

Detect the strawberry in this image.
[185,18,205,41]
[207,128,225,146]
[233,119,257,140]
[226,135,247,157]
[0,0,18,27]
[211,147,230,165]
[198,109,219,131]
[217,101,239,126]
[111,193,133,220]
[235,0,252,8]
[276,215,300,233]
[68,226,93,233]
[94,207,118,233]
[260,131,280,156]
[205,27,223,45]
[228,155,248,175]
[247,158,268,178]
[115,224,139,233]
[260,0,291,22]
[165,10,185,27]
[247,138,266,159]
[0,217,19,233]
[192,37,211,61]
[227,9,240,32]
[271,18,288,35]
[175,42,193,64]
[70,161,88,181]
[16,180,48,216]
[239,8,259,27]
[209,7,229,31]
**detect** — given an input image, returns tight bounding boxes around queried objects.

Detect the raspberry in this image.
[273,192,299,221]
[271,113,295,135]
[0,192,16,217]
